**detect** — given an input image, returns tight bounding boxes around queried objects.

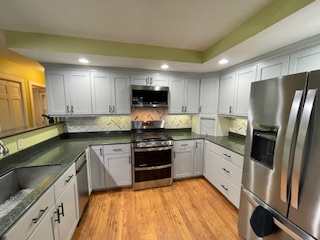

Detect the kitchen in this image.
[1,1,320,239]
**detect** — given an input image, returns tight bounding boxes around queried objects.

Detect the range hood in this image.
[131,85,169,108]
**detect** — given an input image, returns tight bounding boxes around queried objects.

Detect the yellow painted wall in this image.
[0,123,65,156]
[0,56,45,125]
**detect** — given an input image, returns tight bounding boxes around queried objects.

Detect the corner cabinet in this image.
[218,65,256,117]
[199,76,219,114]
[91,71,130,115]
[169,76,200,114]
[46,69,92,116]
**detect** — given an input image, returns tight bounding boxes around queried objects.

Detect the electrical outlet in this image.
[17,139,24,150]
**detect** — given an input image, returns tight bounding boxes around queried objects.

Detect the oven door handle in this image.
[134,146,172,152]
[135,164,172,171]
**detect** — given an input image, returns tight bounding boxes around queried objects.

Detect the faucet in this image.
[0,140,9,156]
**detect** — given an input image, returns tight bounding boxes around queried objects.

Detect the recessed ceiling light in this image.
[161,64,169,69]
[78,58,89,64]
[219,59,229,64]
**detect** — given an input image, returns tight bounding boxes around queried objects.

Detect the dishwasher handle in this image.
[76,159,87,174]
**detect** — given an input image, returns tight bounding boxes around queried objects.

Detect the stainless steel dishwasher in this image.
[75,152,89,221]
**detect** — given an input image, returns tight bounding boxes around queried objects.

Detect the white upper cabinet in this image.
[233,65,257,117]
[218,72,235,116]
[199,76,219,114]
[289,44,320,74]
[46,69,92,116]
[169,76,200,114]
[218,65,256,117]
[91,71,130,115]
[257,55,289,80]
[46,69,69,115]
[130,73,168,86]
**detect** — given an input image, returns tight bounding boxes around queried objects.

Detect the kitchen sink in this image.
[0,165,61,218]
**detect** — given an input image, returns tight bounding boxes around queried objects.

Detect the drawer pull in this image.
[181,144,188,147]
[54,209,61,223]
[222,168,230,174]
[32,207,48,224]
[59,203,65,217]
[113,149,122,152]
[223,153,231,158]
[65,175,74,183]
[221,185,229,192]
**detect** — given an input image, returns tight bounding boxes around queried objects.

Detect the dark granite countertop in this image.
[0,131,244,236]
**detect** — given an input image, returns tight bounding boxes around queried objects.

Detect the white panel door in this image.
[233,65,257,117]
[200,77,219,114]
[194,140,203,176]
[169,76,184,114]
[112,73,130,114]
[130,73,149,85]
[289,44,320,74]
[185,78,200,114]
[173,150,193,179]
[45,69,69,115]
[90,71,112,114]
[104,153,132,188]
[68,70,92,115]
[218,72,235,115]
[256,55,289,80]
[90,146,106,190]
[153,74,169,86]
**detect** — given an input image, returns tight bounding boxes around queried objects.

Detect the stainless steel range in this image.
[131,120,173,190]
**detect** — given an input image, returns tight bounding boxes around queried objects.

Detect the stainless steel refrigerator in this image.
[238,70,320,240]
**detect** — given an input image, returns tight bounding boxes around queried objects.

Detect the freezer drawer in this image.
[238,187,315,240]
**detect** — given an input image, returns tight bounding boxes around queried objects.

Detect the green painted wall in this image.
[1,123,64,156]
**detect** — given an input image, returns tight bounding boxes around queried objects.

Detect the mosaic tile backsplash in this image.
[65,108,191,132]
[229,118,248,136]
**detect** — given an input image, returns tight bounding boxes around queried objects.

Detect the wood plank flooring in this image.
[72,178,242,240]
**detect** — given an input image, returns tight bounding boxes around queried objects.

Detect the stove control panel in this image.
[133,140,173,148]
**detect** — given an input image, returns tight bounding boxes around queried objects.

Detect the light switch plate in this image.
[17,139,24,150]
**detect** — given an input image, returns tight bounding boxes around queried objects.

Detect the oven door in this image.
[133,146,172,167]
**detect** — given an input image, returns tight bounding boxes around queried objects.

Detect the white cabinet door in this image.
[203,140,210,178]
[90,146,106,190]
[153,74,169,86]
[289,44,320,74]
[68,71,92,115]
[218,72,235,115]
[45,69,69,115]
[104,153,132,188]
[200,77,219,114]
[85,148,92,195]
[169,76,185,114]
[130,74,150,85]
[256,55,289,80]
[233,65,257,117]
[55,177,79,240]
[173,140,194,179]
[185,78,200,114]
[194,140,203,176]
[91,71,112,114]
[28,205,58,240]
[111,73,130,114]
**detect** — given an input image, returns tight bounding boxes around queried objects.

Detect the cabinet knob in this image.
[199,106,202,113]
[181,106,184,112]
[71,105,74,113]
[184,106,187,112]
[109,105,112,113]
[66,105,69,114]
[113,105,116,114]
[229,106,232,114]
[146,77,149,85]
[150,77,153,85]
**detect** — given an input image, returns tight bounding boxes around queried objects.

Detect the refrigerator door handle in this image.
[291,89,317,209]
[243,188,304,240]
[281,90,303,203]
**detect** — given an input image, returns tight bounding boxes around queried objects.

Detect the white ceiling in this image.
[1,0,320,73]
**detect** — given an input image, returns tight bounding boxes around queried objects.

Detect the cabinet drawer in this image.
[173,140,195,150]
[3,187,55,240]
[210,143,244,169]
[54,163,76,200]
[104,144,130,154]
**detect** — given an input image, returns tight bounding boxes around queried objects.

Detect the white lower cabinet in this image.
[90,144,132,190]
[4,164,79,240]
[173,140,204,179]
[204,140,244,208]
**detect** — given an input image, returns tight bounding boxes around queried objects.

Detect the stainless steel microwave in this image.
[131,85,169,108]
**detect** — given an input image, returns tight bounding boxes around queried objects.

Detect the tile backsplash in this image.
[65,108,191,132]
[229,118,248,136]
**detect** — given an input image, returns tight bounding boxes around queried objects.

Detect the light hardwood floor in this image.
[72,178,242,240]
